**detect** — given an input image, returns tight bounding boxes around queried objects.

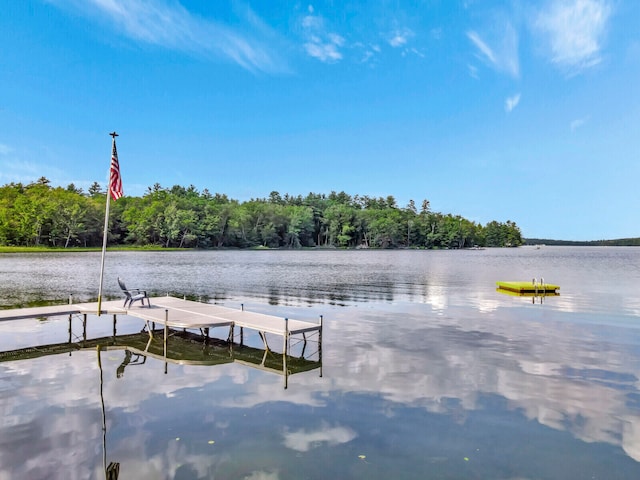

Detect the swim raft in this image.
[496,281,560,294]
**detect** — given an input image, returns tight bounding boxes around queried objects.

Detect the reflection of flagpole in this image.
[97,132,122,315]
[97,345,120,479]
[97,345,107,479]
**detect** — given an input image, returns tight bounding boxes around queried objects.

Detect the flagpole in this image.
[97,132,118,315]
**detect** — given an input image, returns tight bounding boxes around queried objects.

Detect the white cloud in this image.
[360,50,374,63]
[505,93,521,112]
[535,0,611,73]
[468,31,497,64]
[570,115,590,131]
[388,28,414,48]
[0,143,12,155]
[304,39,343,62]
[48,0,287,74]
[300,11,345,63]
[467,22,519,78]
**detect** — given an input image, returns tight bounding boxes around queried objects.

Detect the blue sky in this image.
[1,0,638,240]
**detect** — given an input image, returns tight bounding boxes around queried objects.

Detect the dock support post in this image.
[163,309,168,374]
[259,332,270,351]
[283,318,289,390]
[112,315,117,338]
[283,318,289,356]
[228,325,234,343]
[319,315,323,378]
[82,314,87,342]
[68,314,72,347]
[240,327,244,346]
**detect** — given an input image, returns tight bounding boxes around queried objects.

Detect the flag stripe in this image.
[109,139,123,200]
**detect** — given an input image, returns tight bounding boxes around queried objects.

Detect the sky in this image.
[0,0,638,241]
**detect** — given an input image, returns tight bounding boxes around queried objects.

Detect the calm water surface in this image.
[1,247,640,479]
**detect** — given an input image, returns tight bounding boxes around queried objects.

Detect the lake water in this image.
[1,247,640,479]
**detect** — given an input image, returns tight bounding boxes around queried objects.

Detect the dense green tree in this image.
[0,182,525,249]
[88,182,103,197]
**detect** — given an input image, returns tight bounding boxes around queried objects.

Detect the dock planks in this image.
[0,296,321,339]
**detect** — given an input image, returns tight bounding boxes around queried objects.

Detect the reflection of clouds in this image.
[1,349,295,478]
[0,360,101,479]
[244,471,280,480]
[283,423,356,452]
[215,375,324,410]
[102,431,220,479]
[422,284,448,311]
[4,282,640,474]
[308,304,640,462]
[475,294,501,313]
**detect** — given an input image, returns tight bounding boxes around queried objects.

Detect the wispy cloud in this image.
[355,43,382,65]
[388,28,414,48]
[468,31,497,64]
[300,7,345,63]
[505,93,521,112]
[47,0,287,74]
[467,22,519,78]
[0,159,65,186]
[570,115,590,131]
[535,0,611,74]
[0,143,12,155]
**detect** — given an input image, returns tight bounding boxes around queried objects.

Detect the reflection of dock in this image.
[0,296,322,387]
[0,330,321,382]
[496,287,560,304]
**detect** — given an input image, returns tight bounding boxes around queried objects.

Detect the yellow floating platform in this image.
[496,289,560,298]
[496,281,560,294]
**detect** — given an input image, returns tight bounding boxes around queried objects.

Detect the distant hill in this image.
[524,238,640,246]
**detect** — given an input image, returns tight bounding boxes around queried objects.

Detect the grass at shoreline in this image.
[0,245,339,253]
[0,245,184,253]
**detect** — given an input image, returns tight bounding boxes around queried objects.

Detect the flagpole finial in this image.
[109,131,118,138]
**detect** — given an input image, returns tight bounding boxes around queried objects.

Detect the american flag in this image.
[109,138,123,200]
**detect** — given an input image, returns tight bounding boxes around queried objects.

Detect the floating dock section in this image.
[496,280,560,294]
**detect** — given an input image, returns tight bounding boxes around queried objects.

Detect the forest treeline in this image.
[0,178,523,249]
[524,238,640,246]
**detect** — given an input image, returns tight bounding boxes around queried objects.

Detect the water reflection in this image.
[2,248,640,478]
[0,304,640,478]
[1,319,322,388]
